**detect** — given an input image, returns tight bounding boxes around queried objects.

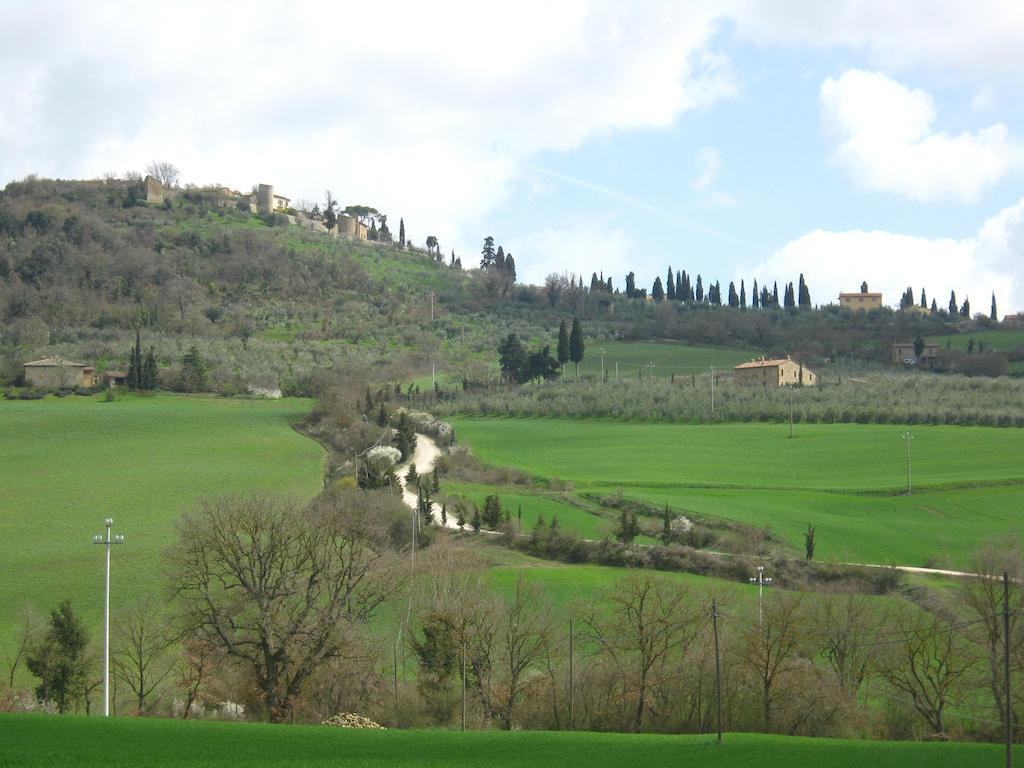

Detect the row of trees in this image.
[15,519,1023,741]
[620,268,814,311]
[898,285,1000,321]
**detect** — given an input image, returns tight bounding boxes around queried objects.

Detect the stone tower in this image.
[256,184,274,215]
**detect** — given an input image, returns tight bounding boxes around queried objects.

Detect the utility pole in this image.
[598,349,606,382]
[1005,571,1013,768]
[462,641,467,731]
[710,366,715,418]
[648,361,655,386]
[902,431,914,494]
[749,565,772,626]
[615,361,619,382]
[431,362,436,391]
[712,598,722,744]
[429,291,435,322]
[393,634,400,726]
[91,518,124,718]
[569,618,575,731]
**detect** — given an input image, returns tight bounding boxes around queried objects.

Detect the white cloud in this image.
[741,197,1024,315]
[728,0,1024,74]
[506,219,633,287]
[0,2,737,255]
[820,69,1024,202]
[691,147,721,191]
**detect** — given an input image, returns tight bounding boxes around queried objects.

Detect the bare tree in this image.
[495,575,554,729]
[812,592,883,699]
[582,573,705,732]
[112,603,175,715]
[735,591,806,730]
[145,161,180,188]
[962,544,1023,735]
[169,490,404,722]
[174,633,219,719]
[880,608,977,735]
[4,604,40,688]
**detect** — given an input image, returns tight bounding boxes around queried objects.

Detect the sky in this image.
[2,1,1023,313]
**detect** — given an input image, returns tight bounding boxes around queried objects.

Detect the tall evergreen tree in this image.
[666,267,676,300]
[740,279,747,309]
[142,346,157,390]
[752,279,759,309]
[625,272,636,298]
[695,275,704,303]
[675,271,682,301]
[398,217,405,247]
[931,298,938,313]
[920,287,927,308]
[127,329,142,390]
[323,191,338,232]
[480,236,496,269]
[569,318,585,378]
[556,320,570,369]
[991,292,998,321]
[590,272,600,293]
[798,274,811,308]
[783,282,795,308]
[771,282,779,307]
[652,277,664,301]
[961,297,971,317]
[949,290,958,314]
[728,281,739,308]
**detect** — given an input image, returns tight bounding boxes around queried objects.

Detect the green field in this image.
[0,714,1015,767]
[451,418,1024,568]
[0,394,324,660]
[574,340,755,378]
[930,329,1024,373]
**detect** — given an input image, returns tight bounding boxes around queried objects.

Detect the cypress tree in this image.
[798,274,811,308]
[471,507,481,532]
[666,268,676,300]
[752,280,759,309]
[920,288,927,308]
[771,282,779,307]
[142,346,157,390]
[695,275,704,303]
[652,277,664,301]
[961,297,971,317]
[740,279,747,309]
[568,318,585,378]
[949,290,957,314]
[398,217,406,247]
[784,282,795,309]
[661,504,672,544]
[675,271,682,301]
[931,298,938,313]
[991,292,998,321]
[557,320,570,369]
[728,281,739,308]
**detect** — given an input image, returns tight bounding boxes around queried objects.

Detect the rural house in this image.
[892,342,939,367]
[23,357,95,388]
[734,357,816,388]
[839,291,883,311]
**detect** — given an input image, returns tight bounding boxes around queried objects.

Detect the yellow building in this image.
[23,357,95,388]
[839,291,883,311]
[734,357,816,388]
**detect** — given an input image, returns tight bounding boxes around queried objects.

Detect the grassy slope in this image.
[929,329,1024,373]
[574,340,756,377]
[0,714,1015,768]
[451,418,1024,567]
[0,394,323,659]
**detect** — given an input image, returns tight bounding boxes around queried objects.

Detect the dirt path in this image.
[396,433,461,529]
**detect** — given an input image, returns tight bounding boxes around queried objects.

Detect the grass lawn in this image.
[574,340,756,378]
[0,394,324,663]
[0,713,1016,768]
[450,418,1024,567]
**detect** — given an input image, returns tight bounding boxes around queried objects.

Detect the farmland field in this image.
[451,418,1024,568]
[0,394,324,661]
[572,340,756,378]
[2,713,1017,768]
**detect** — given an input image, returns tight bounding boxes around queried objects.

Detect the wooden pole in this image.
[1005,571,1013,768]
[712,598,723,744]
[569,618,575,731]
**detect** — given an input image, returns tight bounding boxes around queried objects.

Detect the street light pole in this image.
[748,565,772,626]
[902,431,914,494]
[92,518,124,717]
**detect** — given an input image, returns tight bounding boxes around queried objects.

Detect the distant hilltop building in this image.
[23,357,95,388]
[734,356,816,388]
[839,289,883,312]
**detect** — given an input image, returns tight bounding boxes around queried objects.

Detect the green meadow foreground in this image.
[451,418,1024,568]
[0,395,324,660]
[1,714,1016,768]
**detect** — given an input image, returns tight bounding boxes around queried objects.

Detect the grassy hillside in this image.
[571,340,756,378]
[1,714,1016,768]
[451,418,1024,567]
[0,394,324,659]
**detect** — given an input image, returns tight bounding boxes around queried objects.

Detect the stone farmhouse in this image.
[892,342,939,367]
[23,357,95,388]
[734,357,816,388]
[143,177,367,240]
[839,290,883,311]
